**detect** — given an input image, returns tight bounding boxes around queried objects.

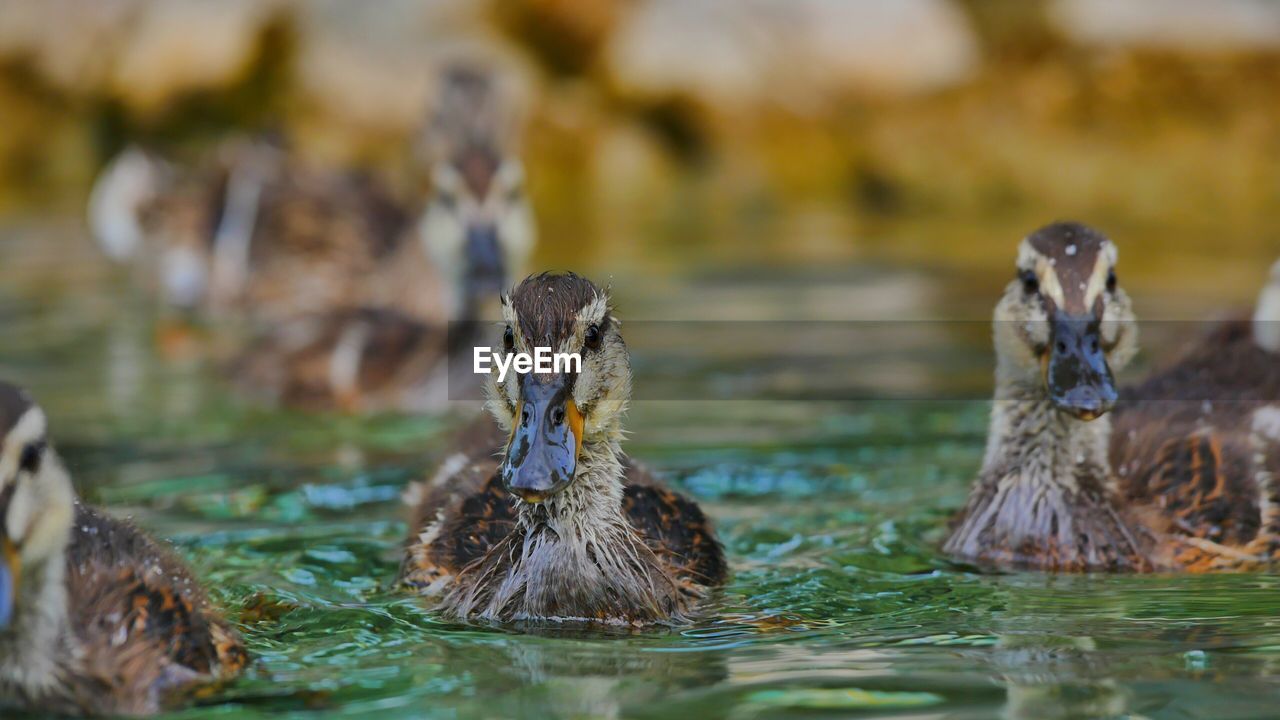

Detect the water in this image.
[4,222,1280,719]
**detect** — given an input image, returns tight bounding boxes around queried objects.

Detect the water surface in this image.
[3,222,1279,720]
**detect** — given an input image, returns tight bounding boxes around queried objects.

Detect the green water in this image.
[4,225,1280,720]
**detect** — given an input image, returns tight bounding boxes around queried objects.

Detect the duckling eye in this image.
[584,323,602,351]
[1106,269,1117,293]
[18,440,44,475]
[503,325,515,352]
[1019,270,1040,296]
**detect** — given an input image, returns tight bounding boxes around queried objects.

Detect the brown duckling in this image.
[0,382,246,715]
[229,64,535,413]
[944,222,1280,572]
[400,273,726,625]
[1107,258,1280,570]
[91,137,434,326]
[226,145,532,412]
[90,63,532,333]
[417,61,535,318]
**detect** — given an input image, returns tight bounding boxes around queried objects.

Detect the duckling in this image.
[90,136,436,326]
[1106,259,1280,570]
[944,222,1280,572]
[229,64,536,412]
[90,137,275,315]
[399,273,726,625]
[418,62,535,318]
[0,382,246,715]
[226,149,532,411]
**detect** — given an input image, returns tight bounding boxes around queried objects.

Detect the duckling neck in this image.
[981,385,1112,487]
[944,379,1148,571]
[0,551,72,702]
[448,436,687,624]
[518,438,628,534]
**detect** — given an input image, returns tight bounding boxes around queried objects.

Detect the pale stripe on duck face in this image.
[487,278,630,453]
[0,386,74,697]
[0,393,74,591]
[995,223,1138,414]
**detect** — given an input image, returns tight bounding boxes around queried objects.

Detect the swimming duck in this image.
[228,64,536,412]
[90,137,437,326]
[90,62,533,332]
[226,149,532,411]
[0,382,246,716]
[399,273,726,624]
[944,222,1280,572]
[418,61,535,319]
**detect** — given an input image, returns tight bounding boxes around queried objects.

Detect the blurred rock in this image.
[292,0,500,136]
[607,0,980,110]
[0,0,145,92]
[1052,0,1280,52]
[111,0,284,113]
[496,0,625,76]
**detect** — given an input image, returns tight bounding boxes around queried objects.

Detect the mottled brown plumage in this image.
[55,505,247,715]
[401,457,728,607]
[0,382,244,716]
[226,63,537,412]
[400,273,726,625]
[1110,318,1280,570]
[233,165,438,325]
[94,138,440,324]
[945,223,1280,573]
[228,308,494,413]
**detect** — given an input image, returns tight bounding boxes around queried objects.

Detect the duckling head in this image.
[993,222,1138,420]
[419,64,534,318]
[487,273,630,504]
[0,383,74,629]
[420,149,535,318]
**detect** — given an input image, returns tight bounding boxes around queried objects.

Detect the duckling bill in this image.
[945,222,1280,572]
[400,273,727,625]
[0,383,246,716]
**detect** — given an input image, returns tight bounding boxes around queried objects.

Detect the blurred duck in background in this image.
[230,61,536,412]
[400,273,726,625]
[945,223,1280,572]
[0,382,246,716]
[89,59,536,412]
[88,134,430,327]
[417,62,535,321]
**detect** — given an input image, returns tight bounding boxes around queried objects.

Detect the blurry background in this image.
[2,0,1278,302]
[2,2,1280,718]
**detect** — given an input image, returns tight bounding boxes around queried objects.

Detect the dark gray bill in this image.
[1047,312,1117,420]
[500,374,583,503]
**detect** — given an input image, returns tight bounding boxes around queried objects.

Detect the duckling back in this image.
[1112,318,1280,570]
[62,504,247,715]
